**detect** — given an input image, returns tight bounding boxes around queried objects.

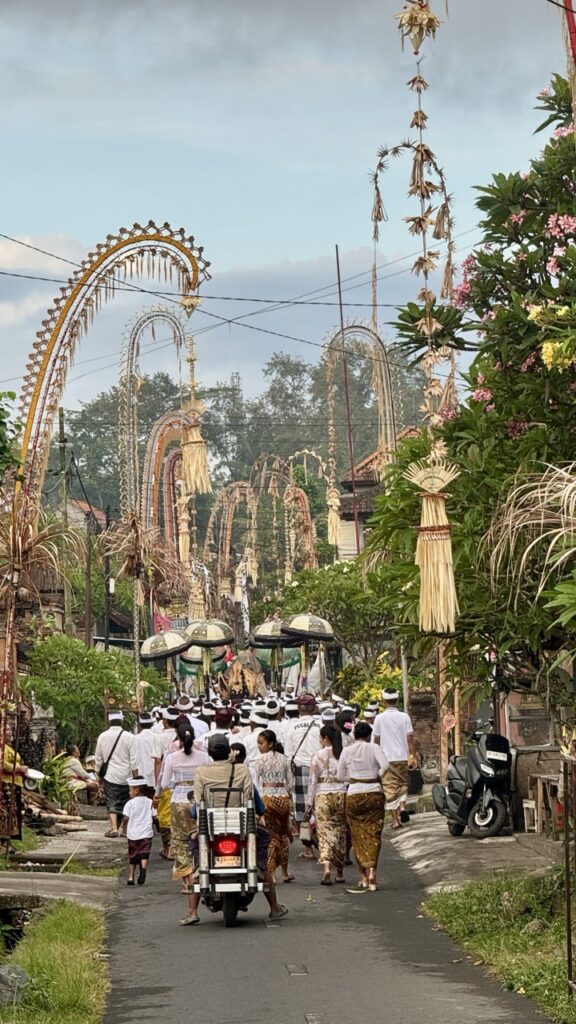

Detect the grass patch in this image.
[426,869,574,1024]
[0,828,44,871]
[62,861,120,877]
[0,900,108,1024]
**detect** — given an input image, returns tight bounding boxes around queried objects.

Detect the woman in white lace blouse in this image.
[306,724,347,885]
[253,729,295,883]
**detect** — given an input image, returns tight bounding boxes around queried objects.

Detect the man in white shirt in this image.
[94,711,138,837]
[134,713,156,792]
[175,694,210,739]
[284,694,321,858]
[372,688,415,829]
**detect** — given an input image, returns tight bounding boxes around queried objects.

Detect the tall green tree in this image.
[0,391,19,489]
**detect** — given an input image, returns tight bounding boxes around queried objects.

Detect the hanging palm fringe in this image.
[404,458,459,633]
[182,425,211,495]
[327,487,341,547]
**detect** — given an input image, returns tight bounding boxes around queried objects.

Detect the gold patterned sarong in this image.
[346,792,385,869]
[382,761,409,811]
[314,792,346,869]
[263,795,291,872]
[170,802,196,881]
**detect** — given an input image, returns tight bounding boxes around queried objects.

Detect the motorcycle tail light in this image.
[213,837,240,856]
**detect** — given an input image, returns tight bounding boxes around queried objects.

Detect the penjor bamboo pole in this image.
[335,245,361,556]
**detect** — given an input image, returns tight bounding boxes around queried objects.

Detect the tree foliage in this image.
[280,561,393,667]
[0,391,19,489]
[365,76,576,699]
[22,635,169,750]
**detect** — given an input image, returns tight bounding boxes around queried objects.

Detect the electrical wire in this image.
[0,228,479,387]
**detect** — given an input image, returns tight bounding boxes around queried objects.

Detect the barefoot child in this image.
[122,776,155,886]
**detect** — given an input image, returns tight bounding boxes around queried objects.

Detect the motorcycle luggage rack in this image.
[205,787,247,839]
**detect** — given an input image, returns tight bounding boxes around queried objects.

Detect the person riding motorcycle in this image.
[191,735,288,922]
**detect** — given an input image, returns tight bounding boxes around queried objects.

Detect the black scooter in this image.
[432,722,512,839]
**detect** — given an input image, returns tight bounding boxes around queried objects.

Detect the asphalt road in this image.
[105,837,546,1024]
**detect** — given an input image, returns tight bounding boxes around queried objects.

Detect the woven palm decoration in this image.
[181,327,211,497]
[404,456,459,633]
[372,0,459,634]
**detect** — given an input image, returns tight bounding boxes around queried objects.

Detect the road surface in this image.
[105,837,545,1024]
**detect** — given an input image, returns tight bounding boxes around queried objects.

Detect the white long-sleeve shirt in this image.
[94,726,138,786]
[307,749,346,805]
[336,740,389,795]
[134,729,157,788]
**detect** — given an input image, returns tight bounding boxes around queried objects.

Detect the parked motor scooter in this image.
[432,721,512,839]
[194,786,263,927]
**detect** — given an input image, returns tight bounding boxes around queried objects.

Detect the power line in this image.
[0,229,479,388]
[0,225,480,329]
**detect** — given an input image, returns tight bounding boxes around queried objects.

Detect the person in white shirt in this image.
[152,709,179,859]
[175,695,210,739]
[94,711,138,837]
[306,724,347,885]
[337,721,389,890]
[121,776,156,886]
[284,693,321,859]
[134,713,156,792]
[372,688,415,829]
[243,710,268,765]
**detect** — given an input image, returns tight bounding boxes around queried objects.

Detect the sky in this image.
[0,0,565,412]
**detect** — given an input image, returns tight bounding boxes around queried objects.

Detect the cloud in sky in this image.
[0,0,565,416]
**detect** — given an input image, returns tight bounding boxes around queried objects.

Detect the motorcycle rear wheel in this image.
[467,798,506,839]
[448,822,465,837]
[222,893,239,928]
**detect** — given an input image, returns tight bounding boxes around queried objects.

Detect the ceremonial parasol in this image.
[280,613,334,643]
[140,629,189,662]
[181,619,235,696]
[180,643,227,686]
[250,620,300,695]
[281,613,334,695]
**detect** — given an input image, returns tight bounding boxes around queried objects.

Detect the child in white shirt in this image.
[122,777,156,886]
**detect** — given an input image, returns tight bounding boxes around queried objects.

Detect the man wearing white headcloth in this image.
[372,688,415,830]
[95,711,138,838]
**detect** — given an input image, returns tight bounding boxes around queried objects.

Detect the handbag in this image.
[407,756,424,795]
[98,730,123,781]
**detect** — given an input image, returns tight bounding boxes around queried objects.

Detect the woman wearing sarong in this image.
[159,723,210,897]
[253,730,294,882]
[0,742,28,845]
[306,725,347,886]
[337,722,388,891]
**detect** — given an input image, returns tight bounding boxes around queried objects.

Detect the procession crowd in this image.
[90,687,415,924]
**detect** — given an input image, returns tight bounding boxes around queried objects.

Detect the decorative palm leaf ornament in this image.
[371,1,459,634]
[0,221,209,770]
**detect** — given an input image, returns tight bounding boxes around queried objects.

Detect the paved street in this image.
[104,836,545,1024]
[389,813,563,891]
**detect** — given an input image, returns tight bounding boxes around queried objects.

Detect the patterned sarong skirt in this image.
[346,791,385,869]
[314,792,346,869]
